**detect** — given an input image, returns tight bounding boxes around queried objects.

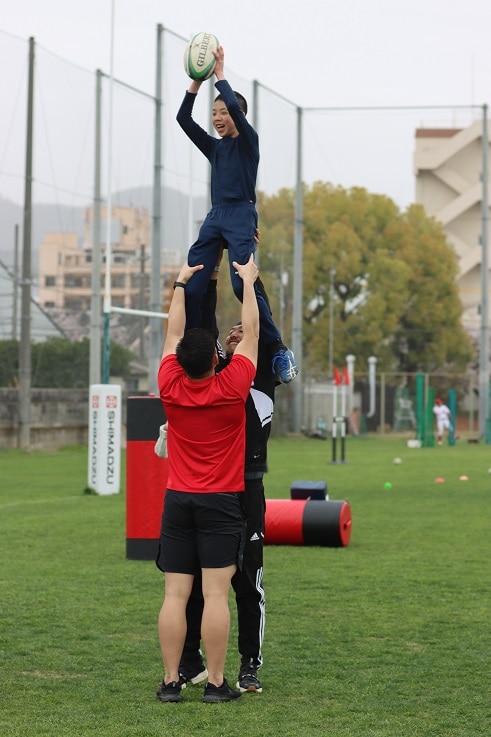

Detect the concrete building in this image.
[414,118,491,335]
[38,205,180,314]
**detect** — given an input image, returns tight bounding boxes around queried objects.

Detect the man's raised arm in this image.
[233,254,259,368]
[162,262,203,358]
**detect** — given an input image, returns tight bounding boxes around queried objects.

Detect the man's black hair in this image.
[214,90,248,115]
[176,328,216,379]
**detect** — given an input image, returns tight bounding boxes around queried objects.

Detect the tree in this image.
[0,340,20,387]
[257,183,474,374]
[0,338,136,388]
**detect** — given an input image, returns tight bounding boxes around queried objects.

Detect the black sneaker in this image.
[237,664,263,693]
[156,680,182,703]
[202,678,242,703]
[179,655,208,688]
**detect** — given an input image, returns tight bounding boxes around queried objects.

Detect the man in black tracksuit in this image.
[179,273,275,693]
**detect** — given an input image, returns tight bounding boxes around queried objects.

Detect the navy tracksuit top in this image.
[177,79,259,206]
[177,79,281,346]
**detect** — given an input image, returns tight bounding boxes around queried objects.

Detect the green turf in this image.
[1,437,490,736]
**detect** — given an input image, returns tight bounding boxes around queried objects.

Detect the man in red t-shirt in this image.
[156,254,259,704]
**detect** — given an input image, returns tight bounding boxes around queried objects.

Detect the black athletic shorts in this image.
[156,489,246,574]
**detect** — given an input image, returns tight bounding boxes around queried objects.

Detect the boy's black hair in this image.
[214,90,248,115]
[176,328,216,379]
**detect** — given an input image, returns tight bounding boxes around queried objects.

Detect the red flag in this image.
[342,366,350,385]
[333,366,342,386]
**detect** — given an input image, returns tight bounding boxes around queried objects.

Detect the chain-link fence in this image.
[0,26,488,438]
[2,25,484,260]
[277,370,479,440]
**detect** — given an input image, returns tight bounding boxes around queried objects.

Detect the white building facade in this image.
[414,119,491,336]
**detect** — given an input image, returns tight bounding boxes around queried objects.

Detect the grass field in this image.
[1,436,490,736]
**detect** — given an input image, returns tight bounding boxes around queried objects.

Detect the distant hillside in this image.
[0,197,85,271]
[0,186,208,275]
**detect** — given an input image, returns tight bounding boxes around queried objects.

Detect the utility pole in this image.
[148,23,164,395]
[19,36,35,450]
[253,79,260,269]
[13,224,19,340]
[139,244,146,360]
[102,0,116,384]
[328,267,336,380]
[89,69,103,385]
[479,104,489,440]
[292,105,303,433]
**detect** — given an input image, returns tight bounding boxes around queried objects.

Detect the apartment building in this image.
[414,118,491,334]
[38,205,180,314]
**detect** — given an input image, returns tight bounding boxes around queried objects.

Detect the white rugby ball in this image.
[183,32,219,81]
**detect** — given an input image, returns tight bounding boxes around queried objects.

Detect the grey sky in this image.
[4,0,490,107]
[1,0,490,211]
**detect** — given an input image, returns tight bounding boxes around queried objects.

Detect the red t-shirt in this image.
[158,353,255,493]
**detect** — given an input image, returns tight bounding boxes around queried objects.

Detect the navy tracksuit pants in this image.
[185,201,281,346]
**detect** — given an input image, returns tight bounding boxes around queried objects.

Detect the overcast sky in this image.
[1,0,490,210]
[4,0,490,107]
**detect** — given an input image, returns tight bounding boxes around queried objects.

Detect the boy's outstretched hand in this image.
[213,45,225,81]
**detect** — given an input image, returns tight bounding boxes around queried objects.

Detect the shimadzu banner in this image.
[87,384,122,495]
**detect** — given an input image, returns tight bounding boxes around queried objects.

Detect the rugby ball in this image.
[183,32,219,81]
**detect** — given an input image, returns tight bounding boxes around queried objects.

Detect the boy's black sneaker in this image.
[237,664,263,693]
[156,680,182,703]
[178,654,208,688]
[202,678,242,703]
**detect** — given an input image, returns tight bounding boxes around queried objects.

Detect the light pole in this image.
[479,103,489,440]
[328,267,336,379]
